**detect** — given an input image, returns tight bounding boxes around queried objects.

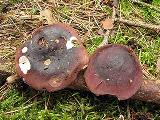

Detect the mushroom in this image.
[14,24,160,104]
[15,23,89,92]
[84,44,143,100]
[68,45,160,104]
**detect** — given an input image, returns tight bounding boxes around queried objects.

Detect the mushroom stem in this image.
[69,72,160,104]
[68,70,88,91]
[6,74,20,84]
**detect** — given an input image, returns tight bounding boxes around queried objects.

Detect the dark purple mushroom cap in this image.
[84,44,143,100]
[15,23,89,92]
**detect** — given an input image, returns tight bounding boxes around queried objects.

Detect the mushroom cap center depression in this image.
[24,37,78,75]
[93,46,137,86]
[18,24,81,77]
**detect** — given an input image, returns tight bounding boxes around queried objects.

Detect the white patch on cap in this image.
[19,56,31,74]
[66,36,77,50]
[22,78,26,81]
[22,47,28,53]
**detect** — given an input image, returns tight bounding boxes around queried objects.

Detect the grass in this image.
[86,36,103,54]
[109,26,160,75]
[0,0,160,119]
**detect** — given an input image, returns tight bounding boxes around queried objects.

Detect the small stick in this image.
[0,74,19,93]
[22,92,41,105]
[4,102,41,115]
[0,75,20,100]
[0,88,10,101]
[6,74,20,84]
[115,18,160,31]
[0,83,8,94]
[132,79,160,104]
[131,0,160,13]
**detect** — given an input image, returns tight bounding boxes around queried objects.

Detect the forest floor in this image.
[0,0,160,119]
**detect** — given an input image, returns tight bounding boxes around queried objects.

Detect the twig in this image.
[72,73,160,104]
[131,0,160,13]
[0,88,10,101]
[0,83,8,94]
[132,79,160,104]
[115,18,160,31]
[112,0,119,17]
[45,94,50,110]
[98,30,109,47]
[22,92,41,105]
[0,75,20,100]
[6,74,20,84]
[0,84,12,101]
[0,90,7,100]
[19,15,40,20]
[127,100,131,120]
[4,102,41,115]
[71,92,85,115]
[0,75,20,94]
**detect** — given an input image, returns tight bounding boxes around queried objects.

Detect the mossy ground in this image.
[0,0,160,119]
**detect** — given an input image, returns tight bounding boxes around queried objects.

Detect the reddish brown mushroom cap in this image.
[15,23,89,92]
[84,44,143,100]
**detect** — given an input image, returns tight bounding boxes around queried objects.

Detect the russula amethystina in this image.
[84,44,143,100]
[15,23,89,92]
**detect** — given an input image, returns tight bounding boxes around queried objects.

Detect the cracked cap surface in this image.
[15,23,89,91]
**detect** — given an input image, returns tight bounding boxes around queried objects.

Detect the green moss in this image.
[138,37,160,74]
[85,36,103,54]
[59,6,72,16]
[153,0,160,7]
[31,6,39,15]
[121,0,133,18]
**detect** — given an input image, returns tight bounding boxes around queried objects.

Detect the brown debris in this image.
[131,111,152,120]
[157,58,160,71]
[101,18,114,30]
[40,9,56,24]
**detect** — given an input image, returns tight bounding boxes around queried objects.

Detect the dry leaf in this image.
[40,9,56,24]
[101,18,114,30]
[157,58,160,71]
